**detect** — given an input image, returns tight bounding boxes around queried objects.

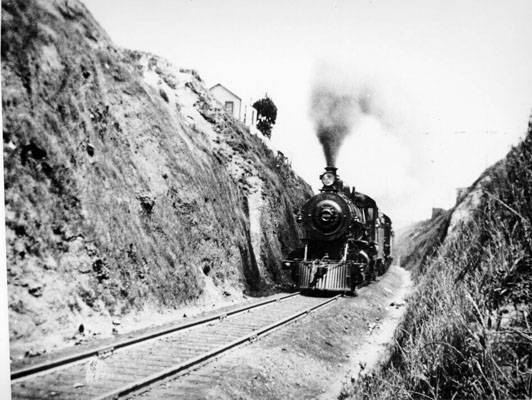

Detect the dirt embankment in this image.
[394,211,451,277]
[344,121,532,399]
[2,0,312,355]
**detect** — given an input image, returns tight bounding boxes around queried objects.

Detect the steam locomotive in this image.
[283,167,394,295]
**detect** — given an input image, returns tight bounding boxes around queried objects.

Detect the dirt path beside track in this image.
[135,265,412,400]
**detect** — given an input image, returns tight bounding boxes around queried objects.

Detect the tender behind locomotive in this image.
[283,167,394,295]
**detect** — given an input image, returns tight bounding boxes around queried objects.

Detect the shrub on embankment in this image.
[342,123,532,399]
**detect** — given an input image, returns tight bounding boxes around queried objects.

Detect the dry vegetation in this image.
[342,123,532,399]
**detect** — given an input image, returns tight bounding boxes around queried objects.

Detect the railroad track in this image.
[11,293,342,399]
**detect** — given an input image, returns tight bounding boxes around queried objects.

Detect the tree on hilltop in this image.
[253,95,277,139]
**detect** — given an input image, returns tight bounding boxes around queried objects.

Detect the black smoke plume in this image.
[310,74,378,167]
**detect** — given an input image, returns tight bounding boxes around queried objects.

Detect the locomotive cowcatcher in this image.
[283,167,394,295]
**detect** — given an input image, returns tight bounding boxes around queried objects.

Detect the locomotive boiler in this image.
[283,167,394,295]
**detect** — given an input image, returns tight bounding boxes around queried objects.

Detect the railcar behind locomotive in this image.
[283,167,394,295]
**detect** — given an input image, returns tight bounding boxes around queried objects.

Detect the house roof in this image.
[209,83,241,101]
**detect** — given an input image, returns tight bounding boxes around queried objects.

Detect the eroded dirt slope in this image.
[2,0,312,353]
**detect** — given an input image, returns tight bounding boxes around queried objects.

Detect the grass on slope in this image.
[395,211,452,278]
[342,126,532,399]
[2,0,312,348]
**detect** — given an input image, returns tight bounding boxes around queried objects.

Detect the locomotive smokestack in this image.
[325,166,337,175]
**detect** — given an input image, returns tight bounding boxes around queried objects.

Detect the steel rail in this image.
[11,292,300,381]
[93,294,342,400]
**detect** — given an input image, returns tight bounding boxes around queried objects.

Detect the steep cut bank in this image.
[343,120,532,399]
[394,210,451,277]
[2,0,312,353]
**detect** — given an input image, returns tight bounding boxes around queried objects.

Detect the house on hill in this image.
[209,83,257,131]
[209,83,242,120]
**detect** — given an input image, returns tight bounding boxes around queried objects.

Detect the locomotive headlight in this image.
[321,172,336,187]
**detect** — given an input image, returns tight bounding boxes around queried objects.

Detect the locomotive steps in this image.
[10,265,411,399]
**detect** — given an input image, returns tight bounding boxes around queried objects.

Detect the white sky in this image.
[82,0,532,227]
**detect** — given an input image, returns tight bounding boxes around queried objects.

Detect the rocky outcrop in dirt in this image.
[2,0,312,352]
